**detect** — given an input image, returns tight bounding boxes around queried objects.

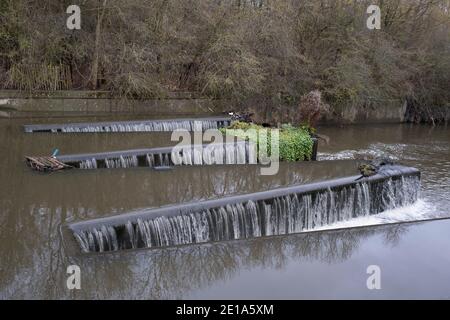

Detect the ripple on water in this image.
[318,142,449,161]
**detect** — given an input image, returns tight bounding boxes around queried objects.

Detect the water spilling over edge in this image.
[74,141,256,169]
[24,118,231,133]
[71,168,420,253]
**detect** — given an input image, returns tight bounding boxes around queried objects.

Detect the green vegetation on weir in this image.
[221,121,314,161]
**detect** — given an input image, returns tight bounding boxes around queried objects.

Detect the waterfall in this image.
[105,155,139,169]
[78,155,139,169]
[74,225,118,252]
[27,119,231,133]
[72,173,420,253]
[170,142,256,166]
[68,141,254,170]
[79,158,98,169]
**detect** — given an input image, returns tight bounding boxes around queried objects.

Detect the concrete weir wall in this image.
[68,165,420,252]
[247,99,407,125]
[0,90,410,124]
[327,100,408,123]
[0,90,227,117]
[70,165,420,231]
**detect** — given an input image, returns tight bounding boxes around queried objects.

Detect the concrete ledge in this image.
[69,165,420,232]
[0,90,205,99]
[23,116,231,133]
[0,90,226,117]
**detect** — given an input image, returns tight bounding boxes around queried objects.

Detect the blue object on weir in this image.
[52,149,60,157]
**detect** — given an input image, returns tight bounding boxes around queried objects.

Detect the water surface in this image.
[0,120,449,299]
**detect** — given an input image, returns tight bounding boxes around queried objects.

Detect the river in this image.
[0,118,449,299]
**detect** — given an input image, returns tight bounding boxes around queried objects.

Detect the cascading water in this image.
[148,142,256,167]
[105,155,139,169]
[25,118,231,133]
[79,155,139,169]
[72,171,420,253]
[61,141,255,170]
[79,158,98,169]
[61,120,203,132]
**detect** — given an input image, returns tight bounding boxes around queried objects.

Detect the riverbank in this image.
[3,90,448,125]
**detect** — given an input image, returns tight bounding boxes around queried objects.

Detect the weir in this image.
[56,140,256,169]
[68,165,420,253]
[23,116,231,133]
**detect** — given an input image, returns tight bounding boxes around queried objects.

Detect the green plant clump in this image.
[221,121,314,161]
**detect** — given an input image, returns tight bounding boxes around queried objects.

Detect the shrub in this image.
[221,121,313,161]
[298,90,330,128]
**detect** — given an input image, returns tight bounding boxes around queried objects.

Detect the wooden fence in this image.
[4,63,72,91]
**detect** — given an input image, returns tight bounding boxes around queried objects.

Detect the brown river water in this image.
[0,117,449,299]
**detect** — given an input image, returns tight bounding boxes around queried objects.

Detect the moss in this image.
[221,121,314,161]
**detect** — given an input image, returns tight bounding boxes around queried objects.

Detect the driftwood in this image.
[25,156,72,172]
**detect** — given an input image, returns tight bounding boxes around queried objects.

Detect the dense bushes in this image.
[222,121,314,161]
[0,0,449,114]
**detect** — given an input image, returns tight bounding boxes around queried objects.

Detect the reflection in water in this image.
[71,223,409,299]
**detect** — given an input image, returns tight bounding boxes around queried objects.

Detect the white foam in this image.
[317,143,410,161]
[312,199,437,231]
